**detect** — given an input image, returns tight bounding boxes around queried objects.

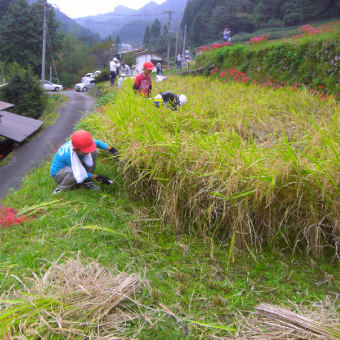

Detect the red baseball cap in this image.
[71,130,96,153]
[143,61,154,71]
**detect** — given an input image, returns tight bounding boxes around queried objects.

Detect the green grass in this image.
[0,154,339,338]
[1,75,339,338]
[40,93,66,126]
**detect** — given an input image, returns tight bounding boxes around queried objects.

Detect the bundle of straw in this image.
[0,258,145,339]
[233,298,340,339]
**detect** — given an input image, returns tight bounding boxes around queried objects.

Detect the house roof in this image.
[0,110,43,142]
[120,48,146,55]
[135,50,163,58]
[0,101,14,111]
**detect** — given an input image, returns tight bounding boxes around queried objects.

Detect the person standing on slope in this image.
[133,61,153,97]
[109,57,120,86]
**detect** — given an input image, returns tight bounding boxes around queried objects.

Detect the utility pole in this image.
[41,0,47,83]
[182,24,187,57]
[163,10,175,66]
[175,28,180,62]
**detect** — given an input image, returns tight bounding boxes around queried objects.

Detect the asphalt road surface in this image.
[0,90,95,200]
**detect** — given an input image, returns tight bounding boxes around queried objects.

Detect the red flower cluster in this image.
[0,206,27,227]
[300,24,322,34]
[219,67,250,83]
[249,34,269,43]
[197,41,231,54]
[291,21,339,39]
[212,67,334,102]
[210,66,219,75]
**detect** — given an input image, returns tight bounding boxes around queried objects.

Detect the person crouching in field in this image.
[153,92,187,111]
[50,130,118,194]
[133,61,153,97]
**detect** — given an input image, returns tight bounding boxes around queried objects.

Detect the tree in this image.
[91,40,113,69]
[181,0,340,47]
[0,0,13,19]
[0,62,47,119]
[143,25,151,47]
[0,0,61,75]
[56,35,94,87]
[150,19,161,40]
[115,35,121,51]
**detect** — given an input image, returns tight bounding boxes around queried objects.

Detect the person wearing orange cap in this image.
[133,61,153,97]
[50,130,119,194]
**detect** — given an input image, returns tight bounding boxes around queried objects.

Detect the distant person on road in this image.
[133,61,153,97]
[153,92,187,110]
[50,130,119,194]
[224,26,231,42]
[156,62,162,76]
[120,62,131,77]
[109,57,120,86]
[176,54,182,69]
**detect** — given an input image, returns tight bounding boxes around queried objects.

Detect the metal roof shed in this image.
[0,101,43,143]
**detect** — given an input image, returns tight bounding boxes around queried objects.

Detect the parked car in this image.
[81,73,94,83]
[74,78,96,92]
[42,80,63,92]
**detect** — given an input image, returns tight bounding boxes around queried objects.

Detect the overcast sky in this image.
[48,0,166,19]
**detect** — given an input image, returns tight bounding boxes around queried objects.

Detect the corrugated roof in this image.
[0,111,43,142]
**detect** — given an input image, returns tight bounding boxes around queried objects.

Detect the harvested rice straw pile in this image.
[232,297,340,339]
[0,258,148,339]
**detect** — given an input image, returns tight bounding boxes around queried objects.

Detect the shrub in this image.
[95,68,110,83]
[0,63,47,118]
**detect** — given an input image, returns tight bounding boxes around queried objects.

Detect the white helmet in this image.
[113,57,119,62]
[178,94,187,106]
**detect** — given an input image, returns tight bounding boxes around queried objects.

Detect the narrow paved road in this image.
[0,90,95,200]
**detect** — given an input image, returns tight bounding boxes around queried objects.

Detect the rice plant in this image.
[82,76,340,256]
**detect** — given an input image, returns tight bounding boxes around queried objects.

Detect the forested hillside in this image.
[182,0,340,46]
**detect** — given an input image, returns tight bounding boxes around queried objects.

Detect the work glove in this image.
[96,174,113,185]
[109,147,119,155]
[108,147,120,162]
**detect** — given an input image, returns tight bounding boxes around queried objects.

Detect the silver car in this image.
[42,80,63,92]
[74,78,96,92]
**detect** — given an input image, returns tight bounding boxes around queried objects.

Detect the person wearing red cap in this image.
[50,130,119,194]
[133,61,153,97]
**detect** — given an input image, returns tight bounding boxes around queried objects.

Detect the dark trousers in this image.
[110,71,117,86]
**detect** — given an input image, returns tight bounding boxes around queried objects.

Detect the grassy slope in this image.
[0,82,339,338]
[195,24,340,93]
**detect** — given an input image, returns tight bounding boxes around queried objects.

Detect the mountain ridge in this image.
[75,0,187,44]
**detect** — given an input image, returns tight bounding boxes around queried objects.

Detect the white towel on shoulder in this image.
[70,144,93,183]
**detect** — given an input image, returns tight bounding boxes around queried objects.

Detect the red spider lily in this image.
[0,206,28,228]
[219,71,226,78]
[196,41,231,54]
[249,34,268,43]
[318,85,324,89]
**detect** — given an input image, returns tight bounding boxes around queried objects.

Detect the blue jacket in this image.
[50,139,108,178]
